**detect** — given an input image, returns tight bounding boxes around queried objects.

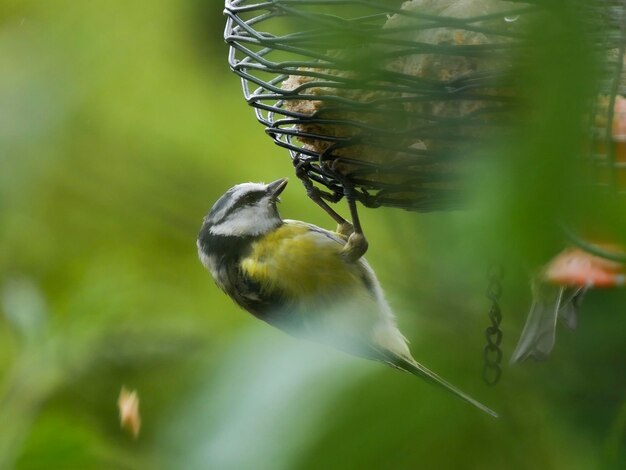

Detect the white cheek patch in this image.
[209,183,268,223]
[210,204,280,236]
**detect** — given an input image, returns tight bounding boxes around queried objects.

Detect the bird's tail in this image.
[384,351,499,418]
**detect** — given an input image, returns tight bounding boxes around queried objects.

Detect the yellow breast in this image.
[240,222,363,299]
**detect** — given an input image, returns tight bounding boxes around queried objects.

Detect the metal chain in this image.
[483,264,504,386]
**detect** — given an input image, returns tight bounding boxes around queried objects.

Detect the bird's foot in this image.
[336,221,354,238]
[295,158,351,228]
[342,232,368,262]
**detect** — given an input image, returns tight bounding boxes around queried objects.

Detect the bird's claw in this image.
[294,159,308,179]
[295,160,323,200]
[342,232,368,262]
[298,158,367,261]
[336,221,354,238]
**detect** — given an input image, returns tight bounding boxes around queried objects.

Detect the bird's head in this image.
[201,178,288,237]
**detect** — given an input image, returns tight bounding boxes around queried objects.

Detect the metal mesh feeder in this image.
[224,0,541,212]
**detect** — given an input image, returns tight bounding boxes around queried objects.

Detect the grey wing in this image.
[278,220,393,357]
[283,219,377,283]
[282,219,348,245]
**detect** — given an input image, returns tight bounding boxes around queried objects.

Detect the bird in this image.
[197,178,497,417]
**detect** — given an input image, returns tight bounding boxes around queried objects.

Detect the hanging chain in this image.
[483,264,504,386]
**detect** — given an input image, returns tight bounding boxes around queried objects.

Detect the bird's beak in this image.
[266,178,288,199]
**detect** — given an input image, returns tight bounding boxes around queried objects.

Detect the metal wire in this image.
[224,0,626,216]
[562,225,626,263]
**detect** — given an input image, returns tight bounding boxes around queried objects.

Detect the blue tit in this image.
[197,178,497,417]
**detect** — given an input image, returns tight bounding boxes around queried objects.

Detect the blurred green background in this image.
[1,1,626,469]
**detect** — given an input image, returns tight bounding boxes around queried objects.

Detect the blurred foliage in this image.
[1,1,625,469]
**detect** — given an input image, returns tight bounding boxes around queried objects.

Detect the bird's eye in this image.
[243,193,257,204]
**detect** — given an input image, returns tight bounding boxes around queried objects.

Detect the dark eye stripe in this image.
[225,190,266,216]
[206,186,268,226]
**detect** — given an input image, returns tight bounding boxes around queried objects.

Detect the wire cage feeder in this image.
[224,0,626,220]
